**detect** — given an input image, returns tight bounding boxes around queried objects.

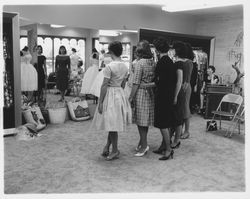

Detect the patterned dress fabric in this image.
[132,58,155,127]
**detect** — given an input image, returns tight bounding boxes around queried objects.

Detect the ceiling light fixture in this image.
[99,30,119,37]
[50,24,65,28]
[162,0,243,12]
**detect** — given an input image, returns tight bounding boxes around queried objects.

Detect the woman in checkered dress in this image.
[129,40,156,157]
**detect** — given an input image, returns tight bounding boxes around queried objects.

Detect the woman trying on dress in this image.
[90,41,132,161]
[129,40,155,157]
[55,45,70,101]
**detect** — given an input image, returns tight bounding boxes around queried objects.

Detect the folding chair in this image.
[206,93,243,137]
[225,106,244,138]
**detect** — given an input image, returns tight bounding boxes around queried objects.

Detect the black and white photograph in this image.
[1,0,249,199]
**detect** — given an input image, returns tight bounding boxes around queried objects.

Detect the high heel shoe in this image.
[159,150,174,160]
[105,150,120,161]
[171,141,181,149]
[135,145,141,152]
[134,146,149,157]
[153,148,165,155]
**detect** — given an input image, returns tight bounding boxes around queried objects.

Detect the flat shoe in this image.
[180,132,190,139]
[101,151,109,157]
[105,151,120,161]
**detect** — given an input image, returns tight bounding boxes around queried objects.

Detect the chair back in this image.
[216,93,243,114]
[220,93,243,105]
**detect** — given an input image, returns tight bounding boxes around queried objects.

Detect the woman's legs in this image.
[200,94,204,110]
[160,128,171,156]
[109,131,118,153]
[137,125,148,152]
[102,133,111,155]
[173,125,182,145]
[181,118,190,139]
[59,89,66,101]
[105,131,119,160]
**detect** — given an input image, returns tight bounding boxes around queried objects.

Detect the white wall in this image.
[3,5,197,34]
[195,12,243,83]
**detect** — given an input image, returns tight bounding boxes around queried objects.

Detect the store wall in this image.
[3,5,197,34]
[195,12,243,83]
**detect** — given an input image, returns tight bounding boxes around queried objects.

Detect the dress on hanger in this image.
[80,56,99,95]
[21,53,38,91]
[89,56,113,97]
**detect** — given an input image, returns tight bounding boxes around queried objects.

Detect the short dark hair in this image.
[173,41,186,58]
[136,40,153,59]
[153,37,169,53]
[108,41,123,57]
[59,45,67,55]
[72,48,76,53]
[37,45,43,53]
[185,43,194,60]
[208,65,216,73]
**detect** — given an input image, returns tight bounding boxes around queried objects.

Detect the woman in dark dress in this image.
[153,38,183,160]
[36,45,47,101]
[55,45,71,101]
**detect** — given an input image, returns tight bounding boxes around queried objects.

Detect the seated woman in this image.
[199,65,219,114]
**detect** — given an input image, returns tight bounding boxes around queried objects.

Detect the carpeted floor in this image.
[4,94,245,193]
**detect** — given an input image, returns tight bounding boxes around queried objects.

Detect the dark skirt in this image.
[56,68,69,91]
[37,67,46,90]
[154,90,183,129]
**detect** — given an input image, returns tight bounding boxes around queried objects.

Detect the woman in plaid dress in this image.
[129,40,155,157]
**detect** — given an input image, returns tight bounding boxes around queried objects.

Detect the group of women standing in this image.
[90,38,194,161]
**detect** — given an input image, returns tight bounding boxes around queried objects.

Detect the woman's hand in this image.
[129,97,134,108]
[182,82,188,92]
[173,97,177,105]
[98,102,103,114]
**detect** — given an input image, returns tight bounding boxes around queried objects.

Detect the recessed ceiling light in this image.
[50,24,65,28]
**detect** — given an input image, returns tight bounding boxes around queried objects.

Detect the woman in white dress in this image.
[80,48,99,95]
[90,41,132,161]
[21,46,38,100]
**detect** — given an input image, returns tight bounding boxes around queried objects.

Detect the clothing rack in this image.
[192,47,203,51]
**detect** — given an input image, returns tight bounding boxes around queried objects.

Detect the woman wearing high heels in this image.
[129,40,155,157]
[180,43,194,139]
[168,41,188,150]
[153,38,184,160]
[55,46,70,101]
[90,41,132,161]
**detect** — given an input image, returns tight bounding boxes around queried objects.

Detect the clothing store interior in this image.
[2,2,248,197]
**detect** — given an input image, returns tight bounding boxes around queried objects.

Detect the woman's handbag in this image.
[206,120,218,131]
[67,97,91,121]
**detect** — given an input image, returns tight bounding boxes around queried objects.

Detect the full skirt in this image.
[89,87,132,132]
[21,63,38,91]
[80,65,99,95]
[89,70,104,97]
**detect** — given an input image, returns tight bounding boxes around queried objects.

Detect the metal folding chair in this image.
[225,106,244,138]
[206,93,243,137]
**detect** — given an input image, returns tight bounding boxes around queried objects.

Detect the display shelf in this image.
[3,12,21,130]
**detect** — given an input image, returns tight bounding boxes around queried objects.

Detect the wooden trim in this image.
[12,13,22,127]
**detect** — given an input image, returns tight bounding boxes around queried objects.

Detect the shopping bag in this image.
[67,97,91,121]
[23,106,46,131]
[206,120,217,131]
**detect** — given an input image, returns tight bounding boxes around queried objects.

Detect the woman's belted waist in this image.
[139,82,156,89]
